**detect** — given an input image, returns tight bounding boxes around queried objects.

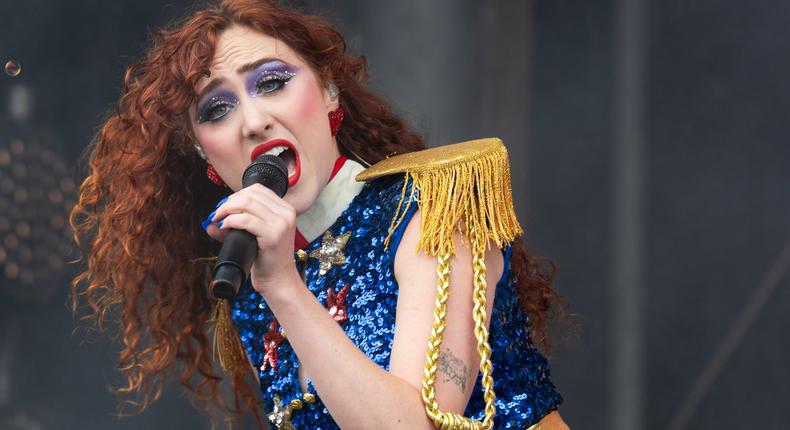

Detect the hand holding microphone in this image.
[210,155,290,299]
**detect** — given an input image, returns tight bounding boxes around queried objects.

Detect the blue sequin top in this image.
[231,175,562,429]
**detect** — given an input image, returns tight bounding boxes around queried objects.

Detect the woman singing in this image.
[71,1,568,428]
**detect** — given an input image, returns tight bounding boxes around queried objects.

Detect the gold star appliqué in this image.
[268,395,296,430]
[309,231,351,276]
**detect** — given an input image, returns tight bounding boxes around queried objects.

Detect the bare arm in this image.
[261,208,502,429]
[388,210,502,414]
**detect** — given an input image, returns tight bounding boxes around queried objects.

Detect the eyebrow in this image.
[196,57,284,102]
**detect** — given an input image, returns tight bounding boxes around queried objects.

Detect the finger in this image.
[214,195,292,232]
[248,183,294,212]
[235,183,294,215]
[205,222,223,242]
[214,184,294,223]
[216,212,285,244]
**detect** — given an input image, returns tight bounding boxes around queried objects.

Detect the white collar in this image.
[295,158,366,244]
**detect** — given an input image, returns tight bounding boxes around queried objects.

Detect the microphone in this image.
[211,155,289,299]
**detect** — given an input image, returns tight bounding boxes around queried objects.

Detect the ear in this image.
[322,80,340,112]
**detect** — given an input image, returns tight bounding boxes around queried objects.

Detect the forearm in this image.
[265,279,436,430]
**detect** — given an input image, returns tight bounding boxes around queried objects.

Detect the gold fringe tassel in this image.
[213,298,249,374]
[383,139,522,256]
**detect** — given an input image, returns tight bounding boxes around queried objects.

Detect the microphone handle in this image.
[211,154,288,299]
[212,229,258,299]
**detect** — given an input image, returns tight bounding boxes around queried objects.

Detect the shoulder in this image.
[393,210,503,282]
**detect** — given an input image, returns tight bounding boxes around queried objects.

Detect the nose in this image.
[239,97,273,140]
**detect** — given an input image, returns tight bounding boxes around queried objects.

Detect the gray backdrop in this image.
[0,1,788,429]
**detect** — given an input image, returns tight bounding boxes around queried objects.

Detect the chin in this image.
[283,188,314,215]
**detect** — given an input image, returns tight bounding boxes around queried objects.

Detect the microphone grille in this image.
[242,155,288,197]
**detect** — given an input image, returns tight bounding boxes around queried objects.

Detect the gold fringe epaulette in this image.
[357,137,523,430]
[356,138,523,256]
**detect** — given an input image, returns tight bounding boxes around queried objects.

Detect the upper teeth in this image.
[263,146,288,157]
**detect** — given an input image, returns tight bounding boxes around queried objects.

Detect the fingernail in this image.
[201,219,211,231]
[215,196,228,208]
[207,210,217,222]
[217,220,224,229]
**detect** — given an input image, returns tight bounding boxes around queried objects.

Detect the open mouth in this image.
[250,139,301,187]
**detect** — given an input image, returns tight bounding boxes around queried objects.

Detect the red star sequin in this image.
[326,284,350,324]
[261,320,284,372]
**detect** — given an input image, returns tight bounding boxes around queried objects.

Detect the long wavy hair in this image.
[70,0,562,425]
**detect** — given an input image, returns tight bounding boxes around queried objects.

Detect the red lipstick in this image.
[250,139,301,187]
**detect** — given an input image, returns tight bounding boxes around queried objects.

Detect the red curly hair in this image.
[70,0,561,425]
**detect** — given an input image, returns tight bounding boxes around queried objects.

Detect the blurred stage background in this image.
[0,0,788,429]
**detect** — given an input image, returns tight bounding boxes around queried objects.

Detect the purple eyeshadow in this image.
[245,61,298,95]
[196,89,238,123]
[194,60,298,123]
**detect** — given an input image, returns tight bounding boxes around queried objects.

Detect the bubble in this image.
[5,262,19,278]
[9,138,24,154]
[4,60,21,77]
[13,188,28,202]
[11,164,26,178]
[4,234,18,248]
[60,178,75,192]
[16,222,30,237]
[47,189,63,204]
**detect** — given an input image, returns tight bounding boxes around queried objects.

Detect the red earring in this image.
[328,107,345,136]
[207,165,225,186]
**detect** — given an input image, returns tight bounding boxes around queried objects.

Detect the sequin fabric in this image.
[231,176,562,429]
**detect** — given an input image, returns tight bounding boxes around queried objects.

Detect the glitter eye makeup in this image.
[246,60,298,97]
[196,90,239,124]
[194,60,297,124]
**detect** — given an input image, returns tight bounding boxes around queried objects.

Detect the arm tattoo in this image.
[438,348,471,393]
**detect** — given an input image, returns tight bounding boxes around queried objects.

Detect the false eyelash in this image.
[197,96,236,123]
[253,70,296,90]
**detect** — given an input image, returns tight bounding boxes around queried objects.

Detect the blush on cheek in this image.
[295,85,327,125]
[194,129,224,159]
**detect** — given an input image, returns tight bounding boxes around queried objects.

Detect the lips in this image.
[250,139,301,187]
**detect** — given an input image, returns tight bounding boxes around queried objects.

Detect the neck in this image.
[294,156,366,250]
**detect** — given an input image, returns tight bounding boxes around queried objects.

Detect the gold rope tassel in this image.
[213,298,249,374]
[420,238,497,430]
[359,138,522,430]
[471,236,496,427]
[420,247,453,427]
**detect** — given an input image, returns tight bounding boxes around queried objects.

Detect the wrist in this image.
[252,266,304,303]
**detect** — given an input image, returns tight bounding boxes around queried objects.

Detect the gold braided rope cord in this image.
[420,236,496,430]
[471,236,496,425]
[420,248,453,428]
